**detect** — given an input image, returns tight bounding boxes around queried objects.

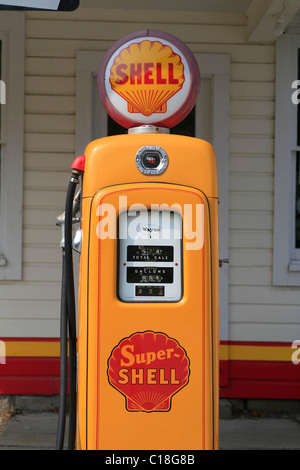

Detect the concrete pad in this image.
[0,412,300,450]
[219,417,300,450]
[0,413,60,450]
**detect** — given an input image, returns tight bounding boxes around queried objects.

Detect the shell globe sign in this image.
[98,30,200,129]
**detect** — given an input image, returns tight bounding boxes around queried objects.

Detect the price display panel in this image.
[118,210,182,302]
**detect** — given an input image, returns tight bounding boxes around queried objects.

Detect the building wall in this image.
[0,7,299,396]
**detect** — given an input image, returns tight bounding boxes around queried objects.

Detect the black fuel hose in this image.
[56,251,68,450]
[56,172,79,450]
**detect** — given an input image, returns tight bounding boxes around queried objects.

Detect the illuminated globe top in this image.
[97,30,200,129]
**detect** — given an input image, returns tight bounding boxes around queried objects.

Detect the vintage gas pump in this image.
[57,30,219,451]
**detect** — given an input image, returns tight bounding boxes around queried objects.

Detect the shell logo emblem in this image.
[107,331,190,412]
[109,40,185,117]
[98,30,200,129]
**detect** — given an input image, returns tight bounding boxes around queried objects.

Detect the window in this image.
[273,35,300,285]
[0,12,25,280]
[106,106,196,138]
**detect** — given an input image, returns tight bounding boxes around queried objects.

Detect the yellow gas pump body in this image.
[76,132,219,450]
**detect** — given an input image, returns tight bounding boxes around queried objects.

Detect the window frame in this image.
[273,35,300,286]
[0,12,25,280]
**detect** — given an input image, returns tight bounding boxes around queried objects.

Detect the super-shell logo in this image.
[109,40,185,117]
[107,331,190,412]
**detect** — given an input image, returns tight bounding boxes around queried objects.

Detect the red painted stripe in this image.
[0,340,298,399]
[0,357,61,376]
[220,380,300,400]
[229,360,299,380]
[220,360,228,387]
[0,376,61,396]
[220,360,300,399]
[0,357,299,399]
[0,337,59,342]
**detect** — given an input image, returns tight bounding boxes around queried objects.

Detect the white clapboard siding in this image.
[230,155,273,174]
[229,324,298,343]
[25,57,75,76]
[230,304,300,324]
[229,267,272,286]
[25,114,75,134]
[24,189,68,208]
[25,18,246,44]
[230,285,300,306]
[230,211,273,231]
[23,227,61,246]
[228,9,282,342]
[230,248,273,267]
[0,7,298,343]
[231,100,275,118]
[25,95,75,114]
[24,152,73,171]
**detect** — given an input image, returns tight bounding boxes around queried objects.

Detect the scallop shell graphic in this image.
[109,41,185,117]
[107,331,190,412]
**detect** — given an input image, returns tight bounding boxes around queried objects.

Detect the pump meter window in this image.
[118,210,182,302]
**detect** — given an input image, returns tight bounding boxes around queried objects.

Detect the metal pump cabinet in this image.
[76,131,219,450]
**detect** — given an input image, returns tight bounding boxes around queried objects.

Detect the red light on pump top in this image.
[97,30,200,130]
[71,154,85,172]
